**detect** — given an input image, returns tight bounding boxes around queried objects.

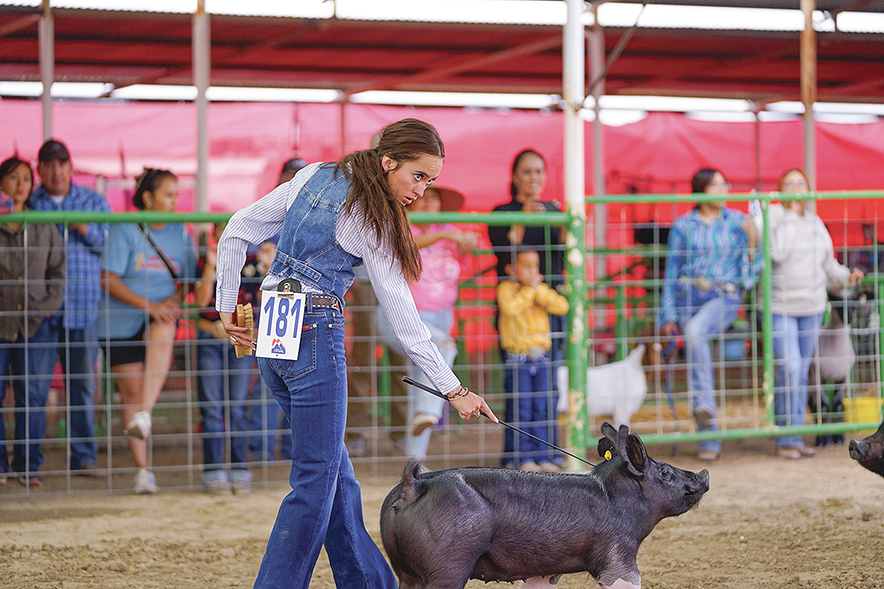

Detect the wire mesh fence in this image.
[1,193,882,496]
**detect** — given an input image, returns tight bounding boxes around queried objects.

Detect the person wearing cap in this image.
[375,185,478,460]
[29,139,112,476]
[245,158,304,462]
[277,157,309,185]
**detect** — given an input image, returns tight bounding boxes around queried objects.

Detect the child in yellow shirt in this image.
[497,250,569,472]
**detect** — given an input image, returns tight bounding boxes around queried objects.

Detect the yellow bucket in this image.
[844,396,884,426]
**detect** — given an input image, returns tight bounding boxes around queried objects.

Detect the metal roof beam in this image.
[342,33,562,98]
[0,13,38,39]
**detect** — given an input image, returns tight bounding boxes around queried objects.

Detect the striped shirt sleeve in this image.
[215,164,460,395]
[338,206,461,395]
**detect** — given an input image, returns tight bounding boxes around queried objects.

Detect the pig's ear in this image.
[623,433,649,477]
[600,422,617,439]
[597,437,615,459]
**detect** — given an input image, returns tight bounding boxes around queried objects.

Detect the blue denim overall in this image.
[254,165,397,589]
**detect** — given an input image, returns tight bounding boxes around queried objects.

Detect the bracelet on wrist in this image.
[446,386,470,401]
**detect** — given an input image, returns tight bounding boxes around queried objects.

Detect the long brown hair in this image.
[337,118,445,282]
[133,167,176,210]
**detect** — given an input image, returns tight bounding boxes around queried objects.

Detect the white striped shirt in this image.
[215,163,460,394]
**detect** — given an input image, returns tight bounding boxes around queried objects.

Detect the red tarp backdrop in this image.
[5,99,880,352]
[2,99,882,218]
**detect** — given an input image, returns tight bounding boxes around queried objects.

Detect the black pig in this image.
[380,422,709,589]
[849,420,884,478]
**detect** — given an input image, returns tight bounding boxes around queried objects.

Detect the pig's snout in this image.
[849,439,869,461]
[687,469,710,497]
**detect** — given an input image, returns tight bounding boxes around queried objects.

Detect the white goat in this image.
[556,344,648,427]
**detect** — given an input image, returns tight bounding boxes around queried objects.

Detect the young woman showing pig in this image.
[214,118,497,589]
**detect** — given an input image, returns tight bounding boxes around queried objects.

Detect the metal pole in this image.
[39,0,53,141]
[753,105,762,192]
[590,18,605,234]
[340,99,347,157]
[193,0,210,213]
[589,10,608,363]
[564,0,588,458]
[800,0,817,191]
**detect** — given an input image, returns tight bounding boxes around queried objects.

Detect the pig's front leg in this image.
[521,574,562,588]
[597,567,640,589]
[601,579,640,589]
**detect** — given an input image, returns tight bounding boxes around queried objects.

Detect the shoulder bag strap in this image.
[138,224,179,281]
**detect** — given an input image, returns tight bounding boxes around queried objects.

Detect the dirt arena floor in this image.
[2,427,883,589]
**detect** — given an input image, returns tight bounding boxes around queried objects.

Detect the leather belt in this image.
[684,276,739,294]
[308,293,343,313]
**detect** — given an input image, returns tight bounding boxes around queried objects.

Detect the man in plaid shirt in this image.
[29,139,111,476]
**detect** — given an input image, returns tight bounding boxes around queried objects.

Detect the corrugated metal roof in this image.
[0,2,882,103]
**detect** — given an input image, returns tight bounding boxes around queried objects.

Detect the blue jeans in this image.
[197,331,253,469]
[248,364,292,461]
[254,308,397,589]
[58,322,99,469]
[377,307,456,460]
[676,283,742,455]
[502,353,557,467]
[0,317,59,474]
[771,313,823,448]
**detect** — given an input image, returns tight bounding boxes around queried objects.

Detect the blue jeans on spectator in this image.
[502,353,557,467]
[376,307,456,460]
[248,364,292,461]
[197,331,253,475]
[254,308,396,589]
[771,313,824,448]
[58,322,99,469]
[0,316,59,474]
[676,282,742,455]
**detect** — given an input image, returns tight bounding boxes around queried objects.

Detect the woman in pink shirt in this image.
[378,186,477,460]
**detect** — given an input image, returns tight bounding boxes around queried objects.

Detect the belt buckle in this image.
[694,277,713,291]
[527,347,546,360]
[278,278,301,299]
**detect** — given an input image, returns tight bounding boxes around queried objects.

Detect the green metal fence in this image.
[2,191,882,494]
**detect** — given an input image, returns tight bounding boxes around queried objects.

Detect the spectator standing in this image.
[98,168,196,493]
[767,168,864,459]
[497,249,569,472]
[487,149,564,284]
[214,118,496,589]
[29,139,111,475]
[0,156,65,487]
[488,149,566,457]
[346,133,411,457]
[247,159,301,462]
[375,185,477,460]
[659,168,762,461]
[193,222,261,493]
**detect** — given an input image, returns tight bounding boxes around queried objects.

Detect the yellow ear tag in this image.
[604,450,612,461]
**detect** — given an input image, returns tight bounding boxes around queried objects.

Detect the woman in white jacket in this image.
[768,169,864,459]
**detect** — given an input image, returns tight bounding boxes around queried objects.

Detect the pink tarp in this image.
[2,99,882,219]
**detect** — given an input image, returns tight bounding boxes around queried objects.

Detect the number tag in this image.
[256,292,306,360]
